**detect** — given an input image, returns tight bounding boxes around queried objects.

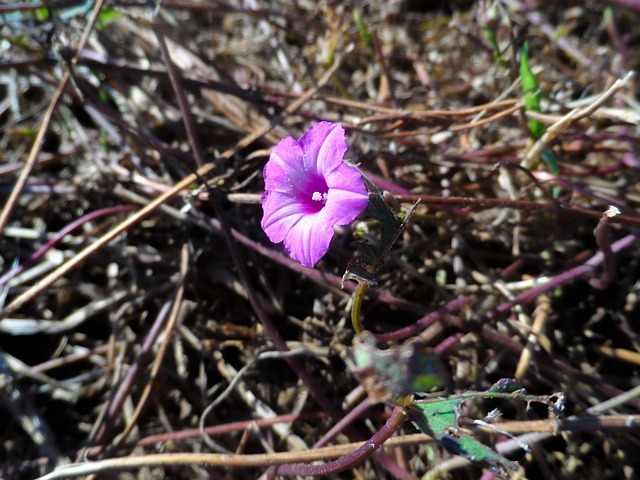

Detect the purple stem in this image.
[430,233,640,407]
[228,223,427,315]
[204,205,418,480]
[93,299,172,446]
[433,332,465,355]
[433,233,640,355]
[0,205,137,287]
[374,296,472,342]
[273,406,407,477]
[439,309,640,409]
[227,209,640,339]
[362,170,412,195]
[313,398,372,448]
[483,232,639,323]
[192,209,417,478]
[204,217,640,463]
[590,211,617,289]
[308,400,416,479]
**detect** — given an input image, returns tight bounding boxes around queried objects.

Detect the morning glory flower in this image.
[261,122,369,268]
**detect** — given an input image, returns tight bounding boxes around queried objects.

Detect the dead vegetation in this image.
[1,0,640,479]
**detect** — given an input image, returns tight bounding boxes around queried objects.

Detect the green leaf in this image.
[520,42,545,140]
[520,43,537,98]
[97,7,121,30]
[407,397,519,476]
[353,8,374,51]
[406,382,564,476]
[353,233,382,266]
[365,188,403,251]
[352,173,418,273]
[478,1,502,59]
[341,262,379,288]
[35,7,50,21]
[520,42,560,196]
[485,28,500,60]
[541,146,559,178]
[346,332,451,403]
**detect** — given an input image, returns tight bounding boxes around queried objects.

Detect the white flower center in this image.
[311,191,328,202]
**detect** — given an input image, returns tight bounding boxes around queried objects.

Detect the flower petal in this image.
[261,121,369,268]
[264,137,309,195]
[283,212,335,267]
[323,161,369,225]
[324,185,370,226]
[299,122,347,177]
[325,157,367,191]
[261,191,306,244]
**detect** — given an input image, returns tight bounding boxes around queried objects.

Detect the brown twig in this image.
[0,0,106,234]
[590,205,622,289]
[35,413,640,480]
[0,53,343,319]
[514,280,551,379]
[113,245,189,449]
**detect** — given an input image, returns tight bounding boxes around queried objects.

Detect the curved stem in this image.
[273,406,408,477]
[351,283,368,334]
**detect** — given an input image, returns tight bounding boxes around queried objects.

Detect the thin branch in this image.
[0,0,106,234]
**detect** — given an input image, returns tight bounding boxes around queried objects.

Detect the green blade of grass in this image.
[521,42,560,195]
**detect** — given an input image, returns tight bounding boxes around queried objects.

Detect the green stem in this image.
[351,283,368,334]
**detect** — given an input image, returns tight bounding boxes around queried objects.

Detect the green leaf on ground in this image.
[520,42,560,195]
[407,396,520,477]
[346,332,451,403]
[520,42,546,141]
[406,381,564,477]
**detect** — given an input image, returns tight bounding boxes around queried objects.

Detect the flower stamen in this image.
[311,191,328,202]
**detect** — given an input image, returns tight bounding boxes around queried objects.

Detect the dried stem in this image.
[0,0,106,234]
[590,206,621,289]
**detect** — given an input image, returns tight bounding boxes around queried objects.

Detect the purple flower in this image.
[261,122,369,268]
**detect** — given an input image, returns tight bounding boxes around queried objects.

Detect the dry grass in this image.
[1,1,640,479]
